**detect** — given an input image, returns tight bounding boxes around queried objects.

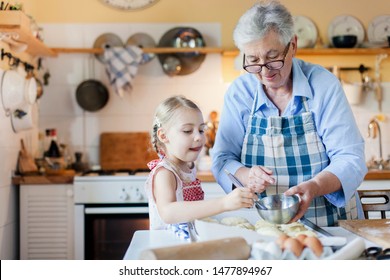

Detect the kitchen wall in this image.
[0,42,37,259]
[0,0,389,259]
[38,22,226,165]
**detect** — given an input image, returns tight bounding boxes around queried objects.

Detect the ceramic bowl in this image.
[332,35,358,48]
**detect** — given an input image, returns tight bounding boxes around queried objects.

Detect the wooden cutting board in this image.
[100,132,158,171]
[339,219,390,248]
[139,237,250,260]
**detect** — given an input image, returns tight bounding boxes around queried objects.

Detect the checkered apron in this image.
[241,94,356,226]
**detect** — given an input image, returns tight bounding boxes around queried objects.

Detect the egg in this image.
[295,234,308,243]
[282,237,304,257]
[276,233,289,247]
[303,236,323,257]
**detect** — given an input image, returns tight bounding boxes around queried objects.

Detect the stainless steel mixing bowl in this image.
[255,194,300,224]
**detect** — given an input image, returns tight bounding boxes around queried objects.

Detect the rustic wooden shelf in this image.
[50,46,390,57]
[225,48,390,57]
[51,46,226,55]
[0,11,56,57]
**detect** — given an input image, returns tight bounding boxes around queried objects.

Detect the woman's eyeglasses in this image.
[243,42,291,74]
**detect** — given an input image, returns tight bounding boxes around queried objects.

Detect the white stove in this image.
[73,170,151,260]
[74,173,149,204]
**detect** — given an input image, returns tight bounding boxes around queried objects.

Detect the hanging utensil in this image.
[76,79,109,112]
[76,55,109,112]
[157,27,206,76]
[126,33,156,64]
[93,33,123,63]
[162,55,182,76]
[374,54,388,112]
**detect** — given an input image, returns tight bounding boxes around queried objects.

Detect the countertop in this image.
[123,226,378,260]
[11,170,390,185]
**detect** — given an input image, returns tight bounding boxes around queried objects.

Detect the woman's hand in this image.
[284,180,319,222]
[246,166,275,193]
[223,187,256,211]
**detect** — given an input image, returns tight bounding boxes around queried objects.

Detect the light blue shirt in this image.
[211,58,367,207]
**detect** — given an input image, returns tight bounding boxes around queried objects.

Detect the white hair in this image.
[233,0,294,51]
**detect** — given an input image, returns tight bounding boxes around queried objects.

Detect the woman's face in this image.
[243,31,297,91]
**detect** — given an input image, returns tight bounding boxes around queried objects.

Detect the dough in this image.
[201,217,219,223]
[220,216,250,226]
[288,230,317,238]
[236,222,255,231]
[280,222,306,233]
[254,219,278,230]
[279,222,317,237]
[256,226,284,237]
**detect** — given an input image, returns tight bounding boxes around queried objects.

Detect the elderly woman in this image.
[211,0,367,226]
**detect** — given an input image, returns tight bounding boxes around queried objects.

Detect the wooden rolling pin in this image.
[139,237,251,260]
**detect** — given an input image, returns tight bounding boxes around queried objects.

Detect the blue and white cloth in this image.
[168,223,190,241]
[103,46,143,97]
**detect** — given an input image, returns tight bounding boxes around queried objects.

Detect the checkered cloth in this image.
[103,46,143,97]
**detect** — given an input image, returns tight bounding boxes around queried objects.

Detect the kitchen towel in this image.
[103,45,143,97]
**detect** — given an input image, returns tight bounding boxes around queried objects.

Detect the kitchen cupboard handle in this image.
[85,207,149,214]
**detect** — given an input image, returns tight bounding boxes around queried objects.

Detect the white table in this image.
[123,227,378,260]
[124,230,189,260]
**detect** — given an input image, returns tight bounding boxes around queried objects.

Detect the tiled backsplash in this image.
[39,23,227,165]
[39,23,390,167]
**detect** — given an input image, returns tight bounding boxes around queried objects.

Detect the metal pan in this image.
[76,79,109,112]
[157,27,206,76]
[126,33,156,64]
[93,33,123,63]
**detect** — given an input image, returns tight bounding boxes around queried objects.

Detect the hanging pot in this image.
[1,69,26,116]
[158,27,206,76]
[11,103,36,133]
[76,79,109,112]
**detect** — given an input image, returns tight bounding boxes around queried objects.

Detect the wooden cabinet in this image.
[0,11,56,57]
[19,184,74,259]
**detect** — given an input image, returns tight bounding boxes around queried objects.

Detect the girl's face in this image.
[160,108,206,166]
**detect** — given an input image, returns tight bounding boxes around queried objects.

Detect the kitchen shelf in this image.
[51,46,226,55]
[224,48,390,57]
[0,11,56,57]
[50,46,390,57]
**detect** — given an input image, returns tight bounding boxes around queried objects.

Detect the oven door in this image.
[75,204,149,260]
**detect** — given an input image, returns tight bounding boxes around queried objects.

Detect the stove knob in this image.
[119,189,129,201]
[134,188,144,201]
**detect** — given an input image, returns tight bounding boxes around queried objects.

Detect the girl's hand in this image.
[223,187,256,211]
[247,166,275,193]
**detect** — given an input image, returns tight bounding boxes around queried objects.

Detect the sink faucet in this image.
[367,118,383,170]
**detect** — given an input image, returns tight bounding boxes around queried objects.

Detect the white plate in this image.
[328,15,365,47]
[294,15,318,48]
[367,15,390,43]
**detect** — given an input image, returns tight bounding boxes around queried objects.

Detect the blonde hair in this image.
[151,95,201,156]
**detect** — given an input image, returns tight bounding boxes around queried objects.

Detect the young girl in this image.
[145,95,255,234]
